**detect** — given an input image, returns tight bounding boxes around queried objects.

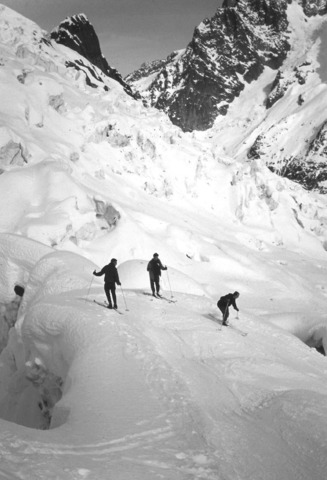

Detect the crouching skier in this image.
[93,258,121,309]
[217,291,240,326]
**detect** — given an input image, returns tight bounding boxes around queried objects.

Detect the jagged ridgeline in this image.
[126,0,327,193]
[2,1,327,193]
[126,0,292,131]
[126,0,327,131]
[20,1,327,194]
[50,13,137,98]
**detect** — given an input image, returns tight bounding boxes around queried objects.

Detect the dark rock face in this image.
[268,158,327,193]
[308,121,327,157]
[301,0,327,16]
[125,51,182,85]
[51,14,135,97]
[127,0,291,131]
[295,121,327,193]
[249,119,327,194]
[245,0,327,194]
[266,62,313,109]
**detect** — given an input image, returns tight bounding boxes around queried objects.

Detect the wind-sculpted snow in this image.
[0,234,51,303]
[1,234,327,478]
[0,162,100,246]
[263,311,327,354]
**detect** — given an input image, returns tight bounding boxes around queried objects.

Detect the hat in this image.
[111,258,117,262]
[14,285,25,297]
[153,253,159,257]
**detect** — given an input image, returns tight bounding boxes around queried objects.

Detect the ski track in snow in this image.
[1,256,327,480]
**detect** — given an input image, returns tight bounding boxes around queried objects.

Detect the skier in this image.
[217,291,240,326]
[93,258,121,309]
[147,253,167,297]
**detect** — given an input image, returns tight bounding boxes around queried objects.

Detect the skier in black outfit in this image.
[93,258,121,309]
[147,253,167,297]
[217,291,240,326]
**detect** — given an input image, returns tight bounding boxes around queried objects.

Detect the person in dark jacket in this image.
[147,253,167,297]
[217,291,240,326]
[93,258,121,309]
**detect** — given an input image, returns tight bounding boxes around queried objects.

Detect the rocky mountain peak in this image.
[51,14,135,97]
[127,0,291,131]
[125,50,183,86]
[51,14,103,71]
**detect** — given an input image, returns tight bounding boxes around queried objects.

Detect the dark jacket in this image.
[94,262,120,284]
[147,258,167,278]
[218,293,239,311]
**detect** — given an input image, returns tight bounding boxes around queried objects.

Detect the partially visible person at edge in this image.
[93,258,121,309]
[147,253,167,297]
[217,291,240,326]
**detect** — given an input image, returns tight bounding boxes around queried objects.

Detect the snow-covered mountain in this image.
[1,3,327,479]
[127,0,327,193]
[126,0,292,131]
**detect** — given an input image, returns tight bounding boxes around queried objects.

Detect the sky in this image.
[1,0,223,75]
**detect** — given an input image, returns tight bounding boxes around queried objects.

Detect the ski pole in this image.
[166,269,173,298]
[120,285,129,311]
[86,274,94,302]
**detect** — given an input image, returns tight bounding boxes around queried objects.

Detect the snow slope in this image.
[1,233,327,480]
[1,4,327,480]
[206,3,327,190]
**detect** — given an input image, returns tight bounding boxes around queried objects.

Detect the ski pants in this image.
[217,300,229,324]
[149,273,160,294]
[104,282,117,307]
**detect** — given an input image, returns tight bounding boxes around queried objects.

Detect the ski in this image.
[143,292,156,297]
[93,300,123,315]
[142,292,176,303]
[156,294,176,304]
[142,292,163,301]
[223,323,247,336]
[208,314,247,336]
